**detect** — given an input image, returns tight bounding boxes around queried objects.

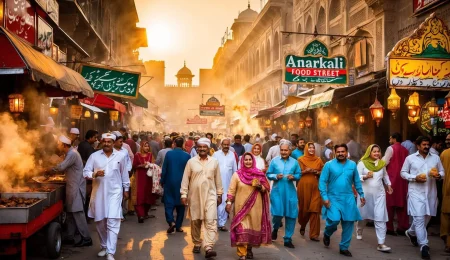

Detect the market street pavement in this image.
[28,206,450,260]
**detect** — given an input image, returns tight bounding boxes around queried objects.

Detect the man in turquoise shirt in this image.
[319,143,365,257]
[266,140,301,248]
[291,138,305,160]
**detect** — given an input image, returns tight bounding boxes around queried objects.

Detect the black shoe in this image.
[340,250,352,257]
[167,223,176,234]
[284,241,295,248]
[396,229,407,236]
[421,245,430,259]
[405,230,419,247]
[365,221,375,227]
[74,237,92,247]
[205,249,217,258]
[323,234,330,247]
[271,229,278,241]
[386,230,398,236]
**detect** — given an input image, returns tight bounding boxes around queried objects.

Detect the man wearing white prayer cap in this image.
[69,128,81,148]
[112,131,134,163]
[83,133,130,260]
[181,135,223,258]
[323,139,334,162]
[53,135,92,247]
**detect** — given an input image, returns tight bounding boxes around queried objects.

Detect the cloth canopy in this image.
[80,102,106,113]
[81,93,126,113]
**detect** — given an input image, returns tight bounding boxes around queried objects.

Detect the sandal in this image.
[192,245,201,254]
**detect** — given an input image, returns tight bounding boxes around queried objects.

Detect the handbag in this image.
[147,164,164,196]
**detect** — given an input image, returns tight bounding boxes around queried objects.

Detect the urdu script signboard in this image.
[81,65,141,99]
[284,40,348,85]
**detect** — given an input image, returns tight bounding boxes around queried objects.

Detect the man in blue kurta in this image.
[161,137,191,233]
[266,140,301,248]
[291,138,305,160]
[319,144,365,257]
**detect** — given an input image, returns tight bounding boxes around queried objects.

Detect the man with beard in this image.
[319,144,365,257]
[162,137,190,233]
[213,138,237,231]
[402,136,444,259]
[53,135,92,247]
[83,133,130,260]
[190,135,201,158]
[382,133,409,236]
[267,140,301,248]
[290,134,299,149]
[291,138,305,160]
[181,137,223,258]
[440,134,450,253]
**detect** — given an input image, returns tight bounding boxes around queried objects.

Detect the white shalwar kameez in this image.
[212,150,237,227]
[83,150,130,255]
[356,162,391,244]
[400,151,445,248]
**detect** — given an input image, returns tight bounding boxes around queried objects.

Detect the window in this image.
[317,7,326,34]
[329,0,341,21]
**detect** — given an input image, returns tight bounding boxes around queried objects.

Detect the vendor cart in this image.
[0,184,65,260]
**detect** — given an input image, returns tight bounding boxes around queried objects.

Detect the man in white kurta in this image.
[212,138,237,230]
[401,136,444,259]
[83,133,130,260]
[181,138,223,259]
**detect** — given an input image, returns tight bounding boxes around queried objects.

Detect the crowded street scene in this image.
[1,0,450,260]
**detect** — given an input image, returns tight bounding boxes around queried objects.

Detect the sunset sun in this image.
[147,22,174,52]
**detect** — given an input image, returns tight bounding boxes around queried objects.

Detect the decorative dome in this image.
[238,3,258,21]
[177,61,193,76]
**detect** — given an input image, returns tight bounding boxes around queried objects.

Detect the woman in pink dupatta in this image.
[226,153,271,260]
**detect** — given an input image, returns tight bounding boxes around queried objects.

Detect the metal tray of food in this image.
[1,185,61,208]
[0,198,44,224]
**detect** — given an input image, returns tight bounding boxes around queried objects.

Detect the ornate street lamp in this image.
[355,109,365,125]
[49,106,59,115]
[387,88,401,119]
[287,119,294,130]
[369,98,384,127]
[428,98,439,118]
[406,92,420,118]
[281,124,287,131]
[8,94,25,113]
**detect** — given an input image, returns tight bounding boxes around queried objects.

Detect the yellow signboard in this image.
[387,13,450,89]
[389,58,450,88]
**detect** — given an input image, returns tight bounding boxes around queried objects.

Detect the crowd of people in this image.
[47,127,450,260]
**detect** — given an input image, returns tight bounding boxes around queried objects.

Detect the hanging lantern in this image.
[305,116,313,128]
[8,94,25,113]
[408,115,420,124]
[428,98,439,117]
[408,106,420,118]
[369,98,384,127]
[49,106,59,115]
[406,92,420,119]
[281,124,287,131]
[319,112,329,129]
[84,110,91,118]
[330,113,339,125]
[264,119,271,126]
[387,88,401,119]
[70,105,83,119]
[109,110,119,121]
[287,119,294,130]
[299,118,305,129]
[355,109,365,125]
[94,113,99,120]
[273,120,277,126]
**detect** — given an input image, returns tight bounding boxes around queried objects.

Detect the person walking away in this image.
[297,142,324,241]
[213,138,238,231]
[150,133,161,159]
[226,153,272,260]
[356,144,393,252]
[440,134,450,253]
[161,137,190,233]
[120,127,137,155]
[232,135,246,157]
[291,138,305,160]
[132,134,141,152]
[155,138,173,167]
[181,138,223,258]
[266,135,282,164]
[132,141,155,223]
[262,134,277,160]
[266,140,301,248]
[243,134,253,153]
[83,133,130,260]
[347,134,363,163]
[319,144,365,257]
[382,133,409,236]
[53,135,92,247]
[401,136,444,260]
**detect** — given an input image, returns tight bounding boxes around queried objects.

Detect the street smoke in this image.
[315,108,351,145]
[230,102,264,136]
[0,113,39,191]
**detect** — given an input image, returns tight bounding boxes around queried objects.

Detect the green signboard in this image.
[284,40,348,85]
[81,65,141,99]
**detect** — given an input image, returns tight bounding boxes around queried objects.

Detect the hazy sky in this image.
[135,0,261,85]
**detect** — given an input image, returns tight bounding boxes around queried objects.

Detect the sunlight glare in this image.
[147,22,175,52]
